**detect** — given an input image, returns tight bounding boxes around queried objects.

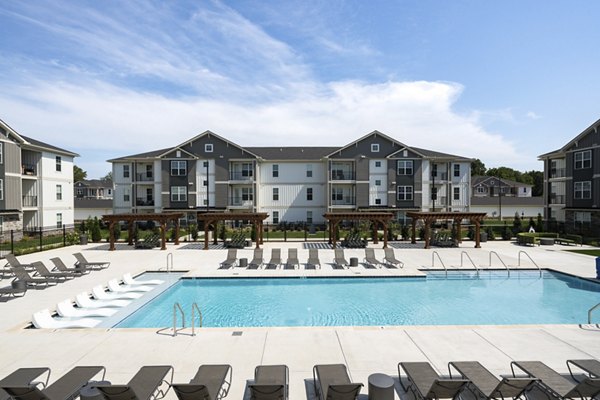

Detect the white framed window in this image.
[56,213,62,229]
[76,188,83,196]
[205,144,213,153]
[375,161,381,168]
[397,186,413,201]
[55,156,62,172]
[574,150,592,169]
[272,164,279,178]
[371,143,380,152]
[272,211,279,224]
[453,187,460,200]
[203,180,208,186]
[0,178,3,200]
[171,186,187,202]
[273,187,279,201]
[331,188,343,201]
[242,187,253,201]
[203,160,209,168]
[56,185,62,200]
[375,180,381,186]
[146,165,153,178]
[306,211,313,223]
[575,211,591,222]
[124,188,130,202]
[307,187,313,201]
[454,164,460,177]
[476,186,485,194]
[306,164,313,178]
[242,162,253,177]
[432,163,438,177]
[170,160,187,176]
[375,198,381,205]
[397,160,413,175]
[176,150,181,158]
[123,165,130,178]
[574,181,591,199]
[107,189,112,196]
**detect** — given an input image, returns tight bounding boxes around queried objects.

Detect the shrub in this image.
[513,212,522,234]
[502,224,512,240]
[467,226,475,241]
[537,213,544,231]
[418,227,426,240]
[112,223,121,241]
[190,224,198,241]
[90,218,102,242]
[401,225,409,241]
[485,226,495,240]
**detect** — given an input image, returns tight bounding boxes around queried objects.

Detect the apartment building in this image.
[0,119,77,233]
[539,118,600,232]
[109,130,472,224]
[470,176,543,218]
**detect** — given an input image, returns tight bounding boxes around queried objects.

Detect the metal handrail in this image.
[489,251,510,277]
[432,251,447,278]
[460,251,479,277]
[517,251,542,277]
[588,302,600,324]
[191,303,203,336]
[173,302,185,337]
[166,252,173,272]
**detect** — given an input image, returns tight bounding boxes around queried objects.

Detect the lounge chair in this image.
[0,280,27,298]
[76,292,131,308]
[511,361,600,399]
[398,361,469,400]
[56,300,118,318]
[135,234,161,249]
[333,249,348,269]
[50,257,90,275]
[567,359,600,380]
[32,261,75,281]
[247,249,264,270]
[265,249,282,270]
[4,254,35,272]
[32,309,101,329]
[248,365,288,400]
[384,248,404,268]
[95,365,173,400]
[363,248,383,268]
[219,249,238,269]
[313,364,362,400]
[306,248,321,270]
[1,366,105,400]
[171,364,232,400]
[284,249,299,270]
[10,266,60,288]
[123,273,164,285]
[107,279,153,293]
[0,368,50,400]
[448,361,536,399]
[92,285,143,300]
[73,252,110,270]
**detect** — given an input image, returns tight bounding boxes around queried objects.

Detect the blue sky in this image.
[1,1,599,178]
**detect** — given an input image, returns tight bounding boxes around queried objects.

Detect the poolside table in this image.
[368,373,394,400]
[239,258,248,268]
[350,257,359,267]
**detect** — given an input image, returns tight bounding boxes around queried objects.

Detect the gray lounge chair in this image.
[95,365,173,400]
[511,361,600,399]
[284,249,299,270]
[363,248,383,268]
[219,249,238,269]
[2,366,105,400]
[265,249,281,270]
[32,261,75,281]
[384,248,404,268]
[50,257,89,276]
[73,253,110,270]
[247,249,264,270]
[0,367,50,400]
[398,362,469,400]
[171,364,232,400]
[10,266,60,288]
[306,248,321,270]
[4,254,35,274]
[0,280,27,298]
[567,359,600,380]
[248,365,288,400]
[448,361,536,399]
[333,249,348,269]
[313,364,362,400]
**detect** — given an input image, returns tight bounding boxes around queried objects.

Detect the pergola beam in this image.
[196,212,269,250]
[406,212,487,249]
[323,212,394,249]
[102,212,185,251]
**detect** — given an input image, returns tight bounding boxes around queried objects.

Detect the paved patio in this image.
[0,240,599,400]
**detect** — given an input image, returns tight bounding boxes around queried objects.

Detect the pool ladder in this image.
[588,302,600,324]
[488,251,510,277]
[431,251,448,277]
[460,251,479,277]
[171,302,203,337]
[517,251,542,277]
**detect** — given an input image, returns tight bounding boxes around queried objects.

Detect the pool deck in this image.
[1,240,599,399]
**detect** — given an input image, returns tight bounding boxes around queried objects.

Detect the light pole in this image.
[206,160,209,212]
[431,164,436,211]
[498,179,503,220]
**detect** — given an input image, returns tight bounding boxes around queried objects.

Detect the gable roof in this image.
[472,175,531,188]
[166,130,260,159]
[75,179,113,188]
[0,118,78,157]
[107,147,171,162]
[325,130,408,157]
[410,147,472,161]
[246,146,338,161]
[538,118,600,159]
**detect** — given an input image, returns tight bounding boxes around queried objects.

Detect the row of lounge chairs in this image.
[134,234,160,249]
[341,232,367,248]
[219,248,404,270]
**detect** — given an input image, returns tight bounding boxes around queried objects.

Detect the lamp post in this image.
[431,163,436,211]
[498,179,503,220]
[205,160,209,212]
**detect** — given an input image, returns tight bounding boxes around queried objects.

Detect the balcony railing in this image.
[229,172,254,181]
[331,171,355,180]
[229,197,254,207]
[331,196,355,206]
[135,173,154,182]
[135,198,155,206]
[22,195,38,207]
[550,194,565,204]
[22,164,36,176]
[550,168,566,178]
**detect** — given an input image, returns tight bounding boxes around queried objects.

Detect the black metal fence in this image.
[0,225,76,257]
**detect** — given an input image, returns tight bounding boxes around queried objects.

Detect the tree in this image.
[471,159,487,176]
[73,165,87,182]
[523,170,543,196]
[100,171,113,182]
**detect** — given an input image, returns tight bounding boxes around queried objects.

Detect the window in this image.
[574,150,592,169]
[76,188,83,197]
[242,163,253,177]
[242,187,253,201]
[56,213,62,229]
[146,165,153,178]
[124,188,130,202]
[205,144,213,152]
[176,150,181,158]
[375,198,381,205]
[203,161,209,168]
[171,186,187,202]
[56,185,62,200]
[476,186,485,194]
[272,164,279,178]
[575,211,592,222]
[272,211,279,224]
[432,163,438,177]
[171,160,187,176]
[306,164,313,178]
[306,211,313,223]
[0,178,3,200]
[371,143,380,152]
[203,180,208,186]
[375,161,381,168]
[107,189,112,196]
[307,187,313,201]
[454,164,460,177]
[397,186,413,201]
[574,181,591,199]
[273,187,279,201]
[375,180,381,186]
[453,187,460,200]
[55,156,62,171]
[331,188,343,201]
[123,165,130,178]
[397,160,413,175]
[0,143,3,164]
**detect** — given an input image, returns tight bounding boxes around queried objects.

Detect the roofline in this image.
[163,130,261,159]
[0,118,79,157]
[325,130,409,157]
[387,146,427,158]
[539,118,600,159]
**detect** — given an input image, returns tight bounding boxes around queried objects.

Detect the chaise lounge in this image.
[284,249,299,270]
[363,248,383,268]
[265,249,282,270]
[333,249,348,269]
[306,248,321,270]
[398,361,469,400]
[247,249,264,270]
[73,253,110,270]
[0,368,50,400]
[50,257,90,276]
[171,364,232,400]
[384,248,404,268]
[95,365,173,400]
[248,365,288,400]
[219,249,238,269]
[313,364,362,400]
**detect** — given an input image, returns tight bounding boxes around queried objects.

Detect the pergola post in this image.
[328,220,333,245]
[174,218,180,245]
[411,219,417,244]
[382,220,388,249]
[454,218,463,245]
[108,221,115,251]
[127,222,134,246]
[424,217,432,249]
[372,222,378,245]
[474,219,481,248]
[203,221,210,250]
[160,222,167,250]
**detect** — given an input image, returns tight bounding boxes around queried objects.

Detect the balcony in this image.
[432,172,448,181]
[331,171,355,181]
[229,197,254,207]
[550,168,566,178]
[331,196,355,206]
[136,198,155,206]
[550,194,565,204]
[22,164,36,176]
[229,172,254,181]
[22,195,38,207]
[134,173,154,182]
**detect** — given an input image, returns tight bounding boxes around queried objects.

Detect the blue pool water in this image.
[116,271,600,327]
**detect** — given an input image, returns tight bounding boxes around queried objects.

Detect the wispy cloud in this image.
[526,111,541,120]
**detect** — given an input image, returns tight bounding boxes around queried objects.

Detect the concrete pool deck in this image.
[0,240,599,399]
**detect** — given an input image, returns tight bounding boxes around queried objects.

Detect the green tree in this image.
[101,171,113,181]
[91,217,102,242]
[74,165,87,182]
[471,159,487,176]
[523,170,544,196]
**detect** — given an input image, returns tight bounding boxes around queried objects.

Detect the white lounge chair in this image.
[92,285,142,300]
[32,309,101,329]
[76,293,132,308]
[107,279,153,293]
[122,273,164,286]
[56,300,117,318]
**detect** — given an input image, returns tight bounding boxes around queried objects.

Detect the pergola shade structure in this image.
[196,212,269,250]
[102,213,185,251]
[323,212,394,249]
[405,212,487,249]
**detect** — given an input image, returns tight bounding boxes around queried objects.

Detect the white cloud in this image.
[526,111,541,120]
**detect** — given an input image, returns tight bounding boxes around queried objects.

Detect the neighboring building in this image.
[75,179,113,199]
[109,130,473,224]
[470,176,543,218]
[472,176,533,198]
[74,198,113,222]
[539,118,600,233]
[0,118,77,233]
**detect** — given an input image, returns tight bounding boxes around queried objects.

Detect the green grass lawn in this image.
[565,249,600,257]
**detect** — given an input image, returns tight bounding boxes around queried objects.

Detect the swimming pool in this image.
[115,271,600,328]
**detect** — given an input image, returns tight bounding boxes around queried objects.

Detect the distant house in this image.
[470,176,543,218]
[74,179,113,222]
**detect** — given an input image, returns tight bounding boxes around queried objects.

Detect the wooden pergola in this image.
[102,212,185,251]
[323,212,394,249]
[406,211,487,249]
[196,212,269,250]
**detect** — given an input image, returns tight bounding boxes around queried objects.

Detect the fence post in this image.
[304,223,308,241]
[283,222,287,242]
[10,230,14,254]
[39,227,42,252]
[63,224,66,247]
